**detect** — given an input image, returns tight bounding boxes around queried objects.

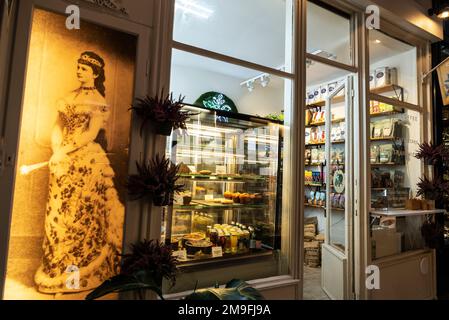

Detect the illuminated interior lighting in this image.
[177,149,245,158]
[20,162,48,176]
[439,10,449,18]
[186,124,240,134]
[176,0,213,19]
[375,39,381,44]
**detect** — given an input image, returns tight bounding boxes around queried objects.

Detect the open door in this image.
[321,75,354,300]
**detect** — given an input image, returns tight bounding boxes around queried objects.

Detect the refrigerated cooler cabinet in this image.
[164,106,283,265]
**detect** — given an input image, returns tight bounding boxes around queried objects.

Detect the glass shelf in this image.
[174,203,269,210]
[179,174,267,182]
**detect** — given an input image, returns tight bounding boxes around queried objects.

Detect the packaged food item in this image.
[328,82,337,96]
[369,71,375,89]
[320,85,328,101]
[370,100,380,114]
[381,119,394,138]
[305,128,311,145]
[307,91,314,105]
[372,122,382,138]
[379,102,394,113]
[305,110,313,125]
[339,122,346,141]
[379,144,393,163]
[331,127,337,142]
[311,149,319,164]
[305,149,311,165]
[370,145,380,164]
[375,67,398,88]
[318,149,325,164]
[308,191,315,204]
[313,87,320,103]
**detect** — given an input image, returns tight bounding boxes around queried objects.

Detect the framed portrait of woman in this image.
[0,0,150,299]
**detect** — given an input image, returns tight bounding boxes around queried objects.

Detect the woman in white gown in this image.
[34,52,124,293]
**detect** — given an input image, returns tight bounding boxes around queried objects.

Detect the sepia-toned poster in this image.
[437,60,449,106]
[4,8,137,300]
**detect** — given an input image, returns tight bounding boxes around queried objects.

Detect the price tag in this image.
[173,250,187,261]
[215,165,226,175]
[212,246,223,258]
[205,194,214,201]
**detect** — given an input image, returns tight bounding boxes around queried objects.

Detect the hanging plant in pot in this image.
[415,142,449,165]
[129,91,197,136]
[127,155,184,207]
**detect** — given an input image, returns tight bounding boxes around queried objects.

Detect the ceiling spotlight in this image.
[428,0,449,19]
[260,75,270,88]
[375,39,381,44]
[246,81,255,92]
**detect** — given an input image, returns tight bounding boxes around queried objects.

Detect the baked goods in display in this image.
[178,163,191,174]
[199,170,212,175]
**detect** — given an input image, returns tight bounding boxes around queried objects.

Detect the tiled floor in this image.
[303,266,330,300]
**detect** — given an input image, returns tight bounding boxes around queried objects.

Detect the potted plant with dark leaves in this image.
[184,279,265,300]
[416,176,449,204]
[127,155,184,207]
[86,240,178,300]
[130,91,197,136]
[415,142,449,165]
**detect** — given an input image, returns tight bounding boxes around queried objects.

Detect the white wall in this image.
[371,49,418,104]
[170,64,285,116]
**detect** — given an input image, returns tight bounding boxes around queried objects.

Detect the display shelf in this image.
[370,209,445,217]
[306,95,345,108]
[177,250,273,269]
[305,85,402,109]
[370,136,402,142]
[174,202,269,210]
[371,162,405,167]
[370,107,404,118]
[305,182,324,187]
[304,203,345,211]
[305,162,325,166]
[306,118,346,128]
[371,84,404,97]
[306,140,345,147]
[179,174,266,182]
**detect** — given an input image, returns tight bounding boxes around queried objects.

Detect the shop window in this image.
[306,1,352,66]
[173,0,292,71]
[369,30,418,105]
[369,31,424,261]
[167,0,294,293]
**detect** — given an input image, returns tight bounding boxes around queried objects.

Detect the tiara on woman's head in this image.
[79,54,103,68]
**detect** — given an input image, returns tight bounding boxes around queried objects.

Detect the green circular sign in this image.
[195,92,238,113]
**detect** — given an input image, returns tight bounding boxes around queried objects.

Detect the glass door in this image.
[321,75,353,300]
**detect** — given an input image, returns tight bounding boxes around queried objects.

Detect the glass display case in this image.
[163,106,283,264]
[370,210,443,260]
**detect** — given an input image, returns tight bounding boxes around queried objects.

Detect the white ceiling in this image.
[173,0,416,86]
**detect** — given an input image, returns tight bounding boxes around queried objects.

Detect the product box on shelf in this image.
[369,72,375,89]
[371,226,402,259]
[374,67,398,88]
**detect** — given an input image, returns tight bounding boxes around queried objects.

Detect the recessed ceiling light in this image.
[176,0,213,19]
[375,39,381,44]
[438,9,449,19]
